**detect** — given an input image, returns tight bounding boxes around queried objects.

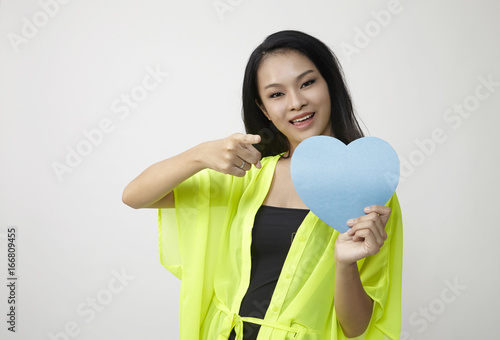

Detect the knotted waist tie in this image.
[214,296,303,340]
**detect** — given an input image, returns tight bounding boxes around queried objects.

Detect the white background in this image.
[1,0,499,339]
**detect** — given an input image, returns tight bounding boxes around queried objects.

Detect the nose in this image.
[288,89,307,111]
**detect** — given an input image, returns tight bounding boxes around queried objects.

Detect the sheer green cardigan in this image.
[158,152,403,339]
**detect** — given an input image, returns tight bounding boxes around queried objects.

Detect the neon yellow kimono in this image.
[158,152,403,339]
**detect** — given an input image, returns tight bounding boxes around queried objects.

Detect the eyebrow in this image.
[263,69,315,90]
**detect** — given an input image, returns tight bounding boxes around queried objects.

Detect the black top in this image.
[228,204,310,340]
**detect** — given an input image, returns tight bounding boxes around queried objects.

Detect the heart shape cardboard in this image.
[290,136,400,233]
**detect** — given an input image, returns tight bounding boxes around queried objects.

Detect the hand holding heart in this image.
[334,205,392,265]
[290,135,400,263]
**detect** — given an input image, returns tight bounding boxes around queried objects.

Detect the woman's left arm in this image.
[334,205,392,338]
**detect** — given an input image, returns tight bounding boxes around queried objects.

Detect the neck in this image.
[286,143,298,158]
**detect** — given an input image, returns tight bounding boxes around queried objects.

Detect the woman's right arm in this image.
[122,133,262,209]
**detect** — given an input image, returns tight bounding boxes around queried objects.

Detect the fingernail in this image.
[348,229,354,236]
[364,207,370,213]
[347,219,354,226]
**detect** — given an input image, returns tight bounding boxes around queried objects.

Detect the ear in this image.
[255,99,271,121]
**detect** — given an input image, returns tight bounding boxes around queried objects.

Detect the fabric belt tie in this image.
[214,296,302,340]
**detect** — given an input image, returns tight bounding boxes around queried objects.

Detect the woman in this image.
[123,30,402,340]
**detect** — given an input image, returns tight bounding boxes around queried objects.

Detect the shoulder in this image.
[386,192,402,221]
[261,153,284,167]
[387,191,401,208]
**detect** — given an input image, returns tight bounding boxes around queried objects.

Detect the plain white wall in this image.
[1,0,499,339]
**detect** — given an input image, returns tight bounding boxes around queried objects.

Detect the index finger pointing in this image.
[237,134,262,169]
[241,134,261,145]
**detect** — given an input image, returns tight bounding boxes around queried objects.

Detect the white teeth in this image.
[292,113,314,123]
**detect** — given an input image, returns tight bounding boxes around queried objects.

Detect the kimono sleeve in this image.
[158,168,234,280]
[350,192,403,339]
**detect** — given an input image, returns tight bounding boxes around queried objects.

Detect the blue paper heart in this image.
[290,136,400,233]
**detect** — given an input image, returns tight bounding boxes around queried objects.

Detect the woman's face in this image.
[256,50,333,156]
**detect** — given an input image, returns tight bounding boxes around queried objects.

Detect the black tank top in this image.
[228,204,310,340]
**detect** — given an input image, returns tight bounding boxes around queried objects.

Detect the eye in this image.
[301,79,315,88]
[270,92,284,98]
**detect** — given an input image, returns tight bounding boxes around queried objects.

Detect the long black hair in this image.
[242,30,365,158]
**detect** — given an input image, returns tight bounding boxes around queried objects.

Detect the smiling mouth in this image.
[290,113,315,125]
